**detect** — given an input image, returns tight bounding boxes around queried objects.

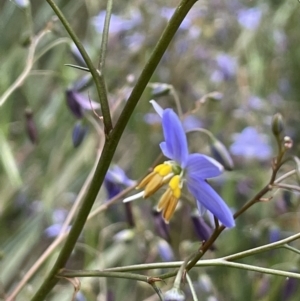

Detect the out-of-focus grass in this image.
[1,0,300,300]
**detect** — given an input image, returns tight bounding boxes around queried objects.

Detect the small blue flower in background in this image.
[93,10,142,35]
[211,53,237,83]
[182,115,203,132]
[104,165,136,199]
[14,0,29,8]
[237,7,262,30]
[124,102,235,228]
[230,127,272,161]
[156,238,175,262]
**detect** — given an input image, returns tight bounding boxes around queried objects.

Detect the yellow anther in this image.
[137,171,157,189]
[157,188,180,223]
[154,163,172,176]
[156,175,182,223]
[144,173,164,198]
[169,175,181,191]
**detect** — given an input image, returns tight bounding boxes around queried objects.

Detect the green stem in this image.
[186,273,198,301]
[58,260,300,281]
[46,0,113,134]
[98,0,114,71]
[101,232,300,273]
[30,0,198,300]
[60,269,149,282]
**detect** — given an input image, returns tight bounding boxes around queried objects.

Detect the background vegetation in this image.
[1,0,300,300]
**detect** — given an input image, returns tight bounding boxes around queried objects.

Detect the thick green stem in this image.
[30,0,197,300]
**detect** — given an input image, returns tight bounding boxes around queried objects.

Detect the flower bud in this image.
[157,239,174,262]
[268,227,280,243]
[282,273,298,300]
[66,90,84,118]
[15,0,30,8]
[199,91,223,104]
[150,83,171,98]
[72,122,88,147]
[164,288,185,301]
[66,90,100,118]
[191,212,215,250]
[271,113,284,137]
[124,202,135,228]
[25,108,38,144]
[210,139,234,171]
[113,229,135,243]
[283,136,293,149]
[152,209,171,242]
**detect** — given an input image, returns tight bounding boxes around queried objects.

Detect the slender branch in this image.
[275,169,296,183]
[273,183,300,192]
[30,1,198,300]
[282,244,300,256]
[186,273,198,301]
[0,29,50,106]
[102,231,300,273]
[46,0,113,134]
[98,0,114,71]
[58,260,300,281]
[60,269,150,283]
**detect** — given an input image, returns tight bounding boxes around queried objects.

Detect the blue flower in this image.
[124,105,235,228]
[230,127,272,161]
[105,165,136,199]
[237,7,262,30]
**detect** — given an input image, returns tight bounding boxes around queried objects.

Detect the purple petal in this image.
[161,109,188,167]
[187,178,235,228]
[186,154,223,179]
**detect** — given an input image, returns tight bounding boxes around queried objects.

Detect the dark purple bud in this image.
[152,209,171,242]
[282,275,299,300]
[191,212,215,250]
[66,90,84,118]
[104,179,122,199]
[72,122,88,147]
[25,108,38,144]
[66,90,100,119]
[282,190,293,209]
[124,202,135,228]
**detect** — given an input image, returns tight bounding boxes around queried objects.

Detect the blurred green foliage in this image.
[1,0,300,300]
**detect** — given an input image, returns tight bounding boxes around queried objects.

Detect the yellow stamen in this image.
[154,163,172,176]
[137,171,157,189]
[163,195,179,223]
[137,163,173,198]
[157,175,182,223]
[143,173,164,198]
